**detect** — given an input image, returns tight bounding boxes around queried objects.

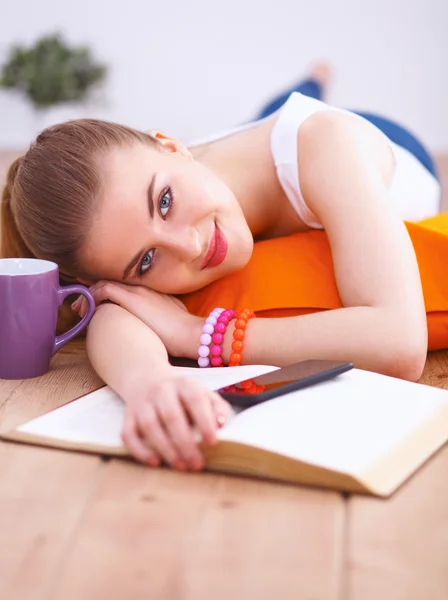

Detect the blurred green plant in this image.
[0,34,107,108]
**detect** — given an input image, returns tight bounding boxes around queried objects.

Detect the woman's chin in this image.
[170,241,254,296]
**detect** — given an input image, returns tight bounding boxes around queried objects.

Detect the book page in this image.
[219,369,448,475]
[14,364,277,447]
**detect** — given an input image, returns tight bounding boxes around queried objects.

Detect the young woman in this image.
[1,65,441,472]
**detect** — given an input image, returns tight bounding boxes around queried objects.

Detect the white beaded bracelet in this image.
[197,308,225,367]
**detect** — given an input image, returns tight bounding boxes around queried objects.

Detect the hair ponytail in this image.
[1,156,34,259]
[1,156,82,337]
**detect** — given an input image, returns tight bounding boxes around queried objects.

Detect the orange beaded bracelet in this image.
[228,309,255,367]
[226,309,265,395]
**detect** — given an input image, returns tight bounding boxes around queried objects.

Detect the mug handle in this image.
[52,284,96,355]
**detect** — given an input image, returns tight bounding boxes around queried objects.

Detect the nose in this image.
[157,228,201,263]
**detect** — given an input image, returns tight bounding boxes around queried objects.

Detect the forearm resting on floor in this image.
[228,306,427,381]
[86,303,172,400]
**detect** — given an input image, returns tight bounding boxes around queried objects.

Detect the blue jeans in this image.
[255,79,438,179]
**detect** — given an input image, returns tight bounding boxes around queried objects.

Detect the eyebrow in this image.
[122,174,156,280]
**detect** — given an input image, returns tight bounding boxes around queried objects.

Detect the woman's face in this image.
[81,138,254,294]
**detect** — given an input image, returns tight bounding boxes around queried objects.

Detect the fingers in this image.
[136,403,189,471]
[155,399,204,471]
[120,378,230,473]
[210,394,233,427]
[72,281,132,317]
[180,383,220,446]
[121,414,160,467]
[71,295,84,314]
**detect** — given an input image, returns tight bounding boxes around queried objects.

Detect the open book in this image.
[3,364,448,497]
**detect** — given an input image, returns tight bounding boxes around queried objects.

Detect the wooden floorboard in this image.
[346,443,448,600]
[418,349,448,389]
[49,461,345,600]
[0,346,103,435]
[0,349,105,600]
[0,443,104,600]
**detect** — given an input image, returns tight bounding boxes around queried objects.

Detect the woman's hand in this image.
[85,302,231,471]
[122,373,233,471]
[72,281,202,358]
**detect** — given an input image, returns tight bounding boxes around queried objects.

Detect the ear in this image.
[148,130,191,158]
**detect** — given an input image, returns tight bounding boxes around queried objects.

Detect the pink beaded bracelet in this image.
[197,308,225,367]
[209,308,237,367]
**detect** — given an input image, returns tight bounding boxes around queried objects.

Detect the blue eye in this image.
[137,187,172,278]
[159,187,172,218]
[139,249,154,276]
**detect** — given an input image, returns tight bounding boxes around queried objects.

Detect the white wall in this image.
[1,0,447,150]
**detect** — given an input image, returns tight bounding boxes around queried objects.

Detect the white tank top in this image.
[188,92,441,228]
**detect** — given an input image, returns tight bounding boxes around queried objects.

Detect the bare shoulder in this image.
[299,108,388,148]
[298,109,395,183]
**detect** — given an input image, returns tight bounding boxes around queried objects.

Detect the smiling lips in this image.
[201,224,228,269]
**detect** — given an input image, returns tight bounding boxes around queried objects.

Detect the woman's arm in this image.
[86,303,231,469]
[87,302,171,398]
[224,111,427,380]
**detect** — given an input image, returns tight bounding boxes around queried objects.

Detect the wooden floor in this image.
[1,348,448,600]
[0,151,448,599]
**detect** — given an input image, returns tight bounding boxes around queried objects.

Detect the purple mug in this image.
[0,258,96,380]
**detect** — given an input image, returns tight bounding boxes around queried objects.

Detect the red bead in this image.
[241,379,253,389]
[235,319,247,330]
[211,356,223,367]
[212,332,224,344]
[232,340,243,353]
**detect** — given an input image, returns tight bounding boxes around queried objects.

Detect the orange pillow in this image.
[180,215,448,351]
